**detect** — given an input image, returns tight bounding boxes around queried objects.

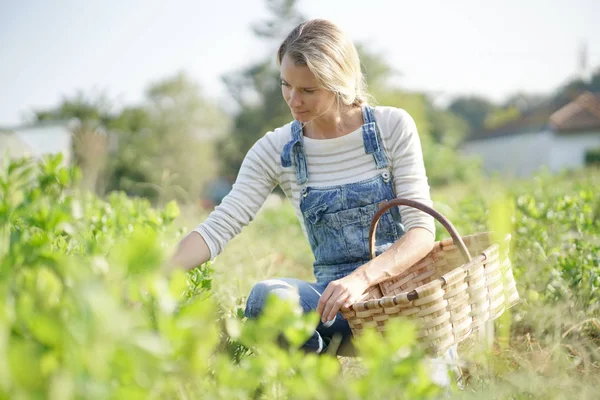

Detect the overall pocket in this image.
[303,202,400,265]
[337,203,399,260]
[303,203,347,265]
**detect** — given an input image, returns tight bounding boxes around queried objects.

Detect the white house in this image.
[0,120,74,165]
[460,92,600,177]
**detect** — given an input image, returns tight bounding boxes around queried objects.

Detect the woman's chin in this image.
[293,111,310,122]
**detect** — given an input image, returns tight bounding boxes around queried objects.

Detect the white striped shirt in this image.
[194,106,435,259]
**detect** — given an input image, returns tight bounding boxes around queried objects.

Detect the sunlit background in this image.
[1,0,598,206]
[2,2,600,399]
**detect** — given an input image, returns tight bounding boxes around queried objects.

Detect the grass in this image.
[173,166,600,399]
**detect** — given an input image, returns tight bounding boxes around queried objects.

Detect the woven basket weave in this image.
[340,198,520,355]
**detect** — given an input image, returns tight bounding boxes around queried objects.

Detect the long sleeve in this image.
[383,108,436,237]
[193,134,280,259]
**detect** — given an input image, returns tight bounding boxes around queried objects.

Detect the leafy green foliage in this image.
[4,150,600,399]
[434,168,600,398]
[1,155,447,399]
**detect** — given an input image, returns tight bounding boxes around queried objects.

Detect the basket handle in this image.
[370,198,472,263]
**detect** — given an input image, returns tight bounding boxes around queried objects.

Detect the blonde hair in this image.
[277,19,371,107]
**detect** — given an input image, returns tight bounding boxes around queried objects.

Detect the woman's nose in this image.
[288,90,302,107]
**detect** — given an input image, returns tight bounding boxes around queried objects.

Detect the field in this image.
[2,154,599,399]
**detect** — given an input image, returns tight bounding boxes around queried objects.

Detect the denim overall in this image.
[245,105,404,352]
[286,105,404,283]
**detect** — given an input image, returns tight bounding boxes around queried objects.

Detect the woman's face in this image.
[280,53,336,123]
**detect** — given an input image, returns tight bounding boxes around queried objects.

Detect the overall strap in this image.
[280,120,309,185]
[361,105,389,169]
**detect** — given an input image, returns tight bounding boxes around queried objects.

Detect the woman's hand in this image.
[317,273,369,324]
[316,228,435,325]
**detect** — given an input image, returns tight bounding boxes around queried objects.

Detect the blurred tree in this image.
[377,89,480,186]
[251,0,305,42]
[33,73,230,205]
[502,92,546,112]
[104,106,157,200]
[484,106,521,130]
[428,104,470,148]
[447,96,497,136]
[121,72,230,205]
[217,0,304,177]
[356,43,399,96]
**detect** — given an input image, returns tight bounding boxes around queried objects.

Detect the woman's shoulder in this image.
[253,121,295,153]
[240,122,295,179]
[372,106,417,135]
[373,106,416,126]
[243,122,294,164]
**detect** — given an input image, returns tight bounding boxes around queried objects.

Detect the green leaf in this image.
[27,313,63,348]
[163,200,180,221]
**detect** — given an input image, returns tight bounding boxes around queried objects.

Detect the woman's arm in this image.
[387,108,436,236]
[167,133,281,272]
[357,107,437,284]
[352,226,434,287]
[168,231,212,272]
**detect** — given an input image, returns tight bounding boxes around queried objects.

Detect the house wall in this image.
[460,130,600,176]
[548,131,600,171]
[0,132,31,158]
[460,130,554,177]
[0,124,72,165]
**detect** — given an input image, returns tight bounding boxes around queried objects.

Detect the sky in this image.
[0,0,598,126]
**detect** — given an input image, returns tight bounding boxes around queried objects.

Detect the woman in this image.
[171,19,439,357]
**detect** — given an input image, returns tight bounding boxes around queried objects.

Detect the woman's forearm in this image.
[168,231,212,271]
[353,227,435,288]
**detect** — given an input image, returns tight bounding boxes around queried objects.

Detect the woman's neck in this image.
[303,105,363,139]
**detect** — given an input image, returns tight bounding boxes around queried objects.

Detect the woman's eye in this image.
[281,81,290,87]
[304,89,314,93]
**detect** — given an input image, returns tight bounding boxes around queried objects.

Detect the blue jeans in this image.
[244,278,353,353]
[244,277,462,386]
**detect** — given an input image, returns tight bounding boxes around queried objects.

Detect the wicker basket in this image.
[340,198,520,355]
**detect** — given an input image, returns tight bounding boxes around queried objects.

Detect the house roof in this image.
[549,92,600,132]
[465,91,600,142]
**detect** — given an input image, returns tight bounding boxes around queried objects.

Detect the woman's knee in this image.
[244,279,299,318]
